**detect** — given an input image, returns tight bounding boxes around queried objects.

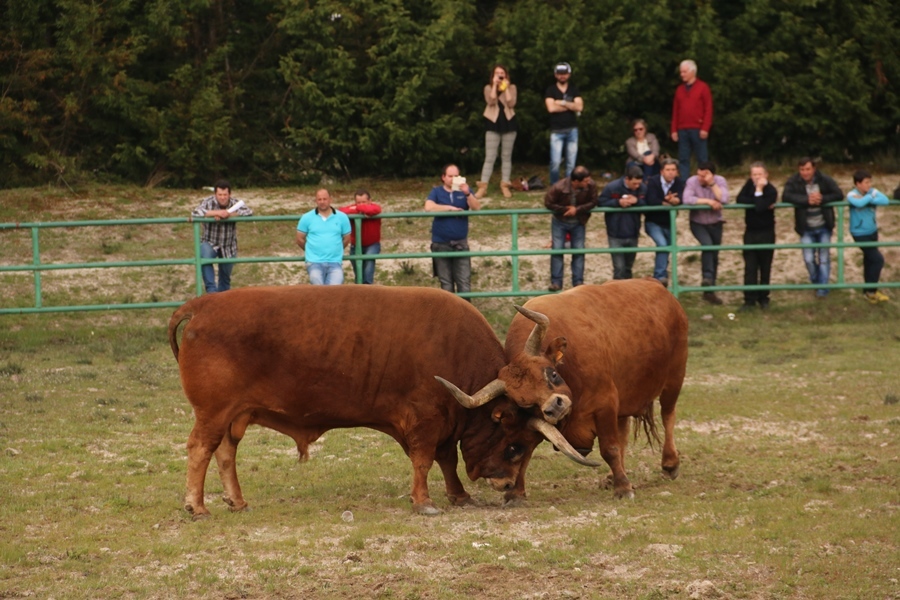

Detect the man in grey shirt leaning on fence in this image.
[191,179,254,294]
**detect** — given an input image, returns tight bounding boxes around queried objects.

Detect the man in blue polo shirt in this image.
[425,164,481,295]
[296,188,352,285]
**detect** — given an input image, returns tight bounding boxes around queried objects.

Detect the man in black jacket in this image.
[643,158,684,287]
[736,162,778,310]
[782,157,843,298]
[598,165,647,280]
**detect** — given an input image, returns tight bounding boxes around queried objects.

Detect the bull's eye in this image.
[544,367,563,387]
[505,444,524,461]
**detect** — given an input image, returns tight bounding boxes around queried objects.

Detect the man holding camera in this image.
[425,164,481,296]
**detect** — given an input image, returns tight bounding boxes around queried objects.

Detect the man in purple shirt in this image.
[683,160,729,304]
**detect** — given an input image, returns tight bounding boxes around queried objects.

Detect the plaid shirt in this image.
[191,195,253,257]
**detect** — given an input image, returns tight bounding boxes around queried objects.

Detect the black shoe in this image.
[759,299,770,310]
[548,283,562,292]
[702,291,724,305]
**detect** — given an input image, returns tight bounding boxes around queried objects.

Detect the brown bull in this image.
[168,285,596,517]
[502,279,688,500]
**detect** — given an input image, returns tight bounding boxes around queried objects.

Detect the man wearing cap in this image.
[545,62,584,185]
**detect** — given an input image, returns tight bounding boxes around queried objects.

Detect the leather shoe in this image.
[548,283,562,292]
[702,291,723,305]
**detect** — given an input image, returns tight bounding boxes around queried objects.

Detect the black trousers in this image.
[743,228,775,305]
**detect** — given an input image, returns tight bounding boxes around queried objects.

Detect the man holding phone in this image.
[425,164,481,296]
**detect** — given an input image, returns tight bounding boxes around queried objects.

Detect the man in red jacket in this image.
[671,59,713,181]
[339,189,383,284]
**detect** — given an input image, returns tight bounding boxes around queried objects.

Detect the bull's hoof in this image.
[502,495,527,509]
[662,464,680,480]
[222,496,249,512]
[447,494,477,507]
[413,502,442,516]
[614,487,635,500]
[184,503,211,520]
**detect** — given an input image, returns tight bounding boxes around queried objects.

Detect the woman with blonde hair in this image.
[625,118,661,181]
[476,64,518,198]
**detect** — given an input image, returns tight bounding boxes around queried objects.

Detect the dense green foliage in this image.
[2,0,899,187]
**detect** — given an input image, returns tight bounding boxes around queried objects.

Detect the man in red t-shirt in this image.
[670,59,713,181]
[339,189,383,284]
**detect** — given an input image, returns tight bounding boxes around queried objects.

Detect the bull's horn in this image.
[528,418,602,467]
[434,376,507,409]
[515,305,549,357]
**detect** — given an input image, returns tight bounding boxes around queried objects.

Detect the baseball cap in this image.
[555,62,572,75]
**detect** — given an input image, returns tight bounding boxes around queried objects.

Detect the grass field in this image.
[1,295,898,599]
[1,181,899,599]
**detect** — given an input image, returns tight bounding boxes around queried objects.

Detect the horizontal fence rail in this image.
[1,202,898,314]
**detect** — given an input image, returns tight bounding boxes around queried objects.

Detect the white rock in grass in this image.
[5,448,21,457]
[341,511,354,522]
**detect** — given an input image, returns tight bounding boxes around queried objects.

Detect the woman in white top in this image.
[625,118,661,181]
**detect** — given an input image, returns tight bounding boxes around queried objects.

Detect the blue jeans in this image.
[349,242,380,284]
[307,262,344,285]
[677,128,708,181]
[800,227,831,295]
[689,221,723,285]
[608,236,638,280]
[644,221,672,281]
[550,218,585,287]
[549,128,578,185]
[200,242,233,293]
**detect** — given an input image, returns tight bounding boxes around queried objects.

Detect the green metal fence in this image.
[1,202,897,314]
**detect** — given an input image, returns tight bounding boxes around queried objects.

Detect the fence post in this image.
[352,217,363,284]
[510,213,520,293]
[668,208,680,298]
[836,204,846,286]
[31,227,42,308]
[192,222,204,296]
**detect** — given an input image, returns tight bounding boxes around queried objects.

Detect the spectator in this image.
[425,164,480,295]
[477,64,518,199]
[625,119,661,181]
[544,165,597,291]
[671,59,713,181]
[683,160,729,304]
[191,179,253,294]
[847,169,890,303]
[643,157,684,287]
[296,189,352,285]
[545,62,583,185]
[598,165,647,280]
[782,157,843,298]
[339,189,383,285]
[736,162,778,311]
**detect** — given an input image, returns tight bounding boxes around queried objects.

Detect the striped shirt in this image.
[191,195,253,257]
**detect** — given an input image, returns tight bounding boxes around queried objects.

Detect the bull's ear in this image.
[491,407,504,423]
[546,336,567,366]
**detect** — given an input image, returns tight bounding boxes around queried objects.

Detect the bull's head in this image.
[435,305,572,423]
[458,398,599,492]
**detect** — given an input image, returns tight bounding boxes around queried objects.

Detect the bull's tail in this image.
[633,401,662,449]
[167,304,194,362]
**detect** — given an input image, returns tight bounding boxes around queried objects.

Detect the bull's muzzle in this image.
[541,394,572,424]
[486,477,516,492]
